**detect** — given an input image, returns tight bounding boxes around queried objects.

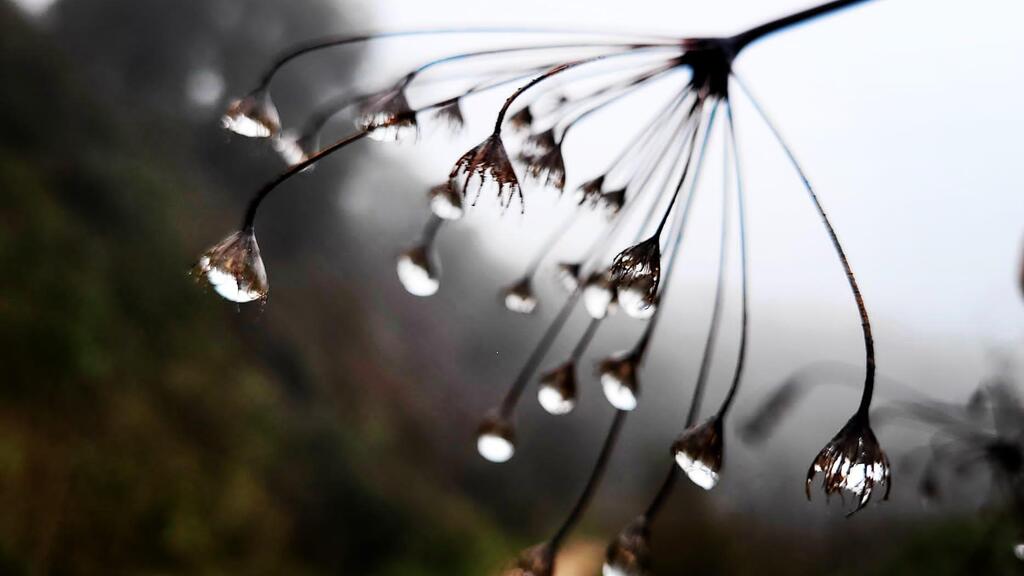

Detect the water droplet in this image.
[193,231,269,304]
[396,245,440,297]
[502,277,538,314]
[583,271,617,319]
[476,414,516,463]
[537,362,577,415]
[221,92,280,138]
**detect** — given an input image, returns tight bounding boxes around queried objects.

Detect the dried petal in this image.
[449,134,523,211]
[806,413,891,514]
[476,412,516,463]
[522,143,566,192]
[221,92,280,138]
[603,517,651,576]
[576,176,605,207]
[193,230,269,303]
[673,417,724,490]
[396,244,440,297]
[508,107,534,132]
[538,361,577,415]
[600,188,626,216]
[502,277,538,314]
[432,100,465,133]
[599,352,641,411]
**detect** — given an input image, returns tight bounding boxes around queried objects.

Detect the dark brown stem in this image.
[729,0,873,55]
[242,130,369,231]
[716,101,750,419]
[550,409,627,549]
[570,318,602,361]
[731,74,876,415]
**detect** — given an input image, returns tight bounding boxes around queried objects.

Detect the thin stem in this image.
[652,101,718,238]
[716,101,750,419]
[603,86,692,186]
[729,0,873,54]
[499,292,581,417]
[570,318,602,362]
[493,46,673,134]
[242,130,369,231]
[420,215,443,246]
[550,409,627,549]
[256,28,681,90]
[642,99,721,522]
[731,74,875,414]
[557,63,680,140]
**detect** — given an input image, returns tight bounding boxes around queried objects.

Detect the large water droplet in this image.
[396,245,440,297]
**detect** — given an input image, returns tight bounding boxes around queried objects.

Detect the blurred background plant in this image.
[1,0,1023,575]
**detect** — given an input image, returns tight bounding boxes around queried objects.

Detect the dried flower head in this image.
[672,417,724,490]
[502,543,554,576]
[806,413,891,513]
[600,188,626,216]
[610,237,661,309]
[537,361,578,415]
[599,351,641,411]
[508,106,534,133]
[193,230,269,303]
[272,129,319,168]
[556,262,582,293]
[476,412,516,463]
[603,517,651,576]
[427,182,464,221]
[450,134,522,211]
[582,270,618,319]
[502,277,538,314]
[357,88,418,142]
[522,142,567,192]
[616,275,658,320]
[221,91,280,138]
[396,244,440,297]
[520,128,557,158]
[432,100,465,133]
[576,175,605,207]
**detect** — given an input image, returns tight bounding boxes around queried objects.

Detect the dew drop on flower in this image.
[673,419,724,490]
[537,362,577,415]
[599,353,640,411]
[617,277,657,320]
[396,245,440,297]
[556,262,582,293]
[502,277,538,314]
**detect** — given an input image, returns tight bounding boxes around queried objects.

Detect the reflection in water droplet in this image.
[617,278,657,320]
[396,246,440,297]
[502,278,537,314]
[428,183,464,221]
[221,93,280,138]
[538,384,575,415]
[602,372,638,411]
[193,231,269,304]
[583,273,616,319]
[674,451,719,490]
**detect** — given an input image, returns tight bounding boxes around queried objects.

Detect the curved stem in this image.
[557,63,680,140]
[728,0,873,54]
[242,130,369,231]
[420,214,443,246]
[550,409,627,549]
[256,28,681,90]
[653,102,718,238]
[716,101,750,419]
[731,74,875,415]
[492,46,673,134]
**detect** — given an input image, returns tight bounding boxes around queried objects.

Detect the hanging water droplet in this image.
[599,353,640,411]
[396,244,440,296]
[221,91,280,138]
[673,419,724,490]
[427,183,464,221]
[1014,543,1024,561]
[583,271,617,319]
[502,277,538,314]
[556,262,582,293]
[617,276,658,320]
[476,414,516,463]
[537,362,577,415]
[193,230,269,304]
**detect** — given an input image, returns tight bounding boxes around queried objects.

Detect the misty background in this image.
[2,0,1023,574]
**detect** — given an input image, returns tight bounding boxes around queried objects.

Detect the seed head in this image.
[476,412,516,463]
[508,107,534,133]
[672,417,724,490]
[538,361,577,415]
[603,517,651,576]
[432,100,465,133]
[193,230,269,304]
[600,188,626,216]
[221,91,280,138]
[806,413,891,514]
[599,351,641,411]
[502,277,538,314]
[396,244,440,297]
[556,262,583,293]
[450,134,523,211]
[576,175,605,208]
[522,142,566,192]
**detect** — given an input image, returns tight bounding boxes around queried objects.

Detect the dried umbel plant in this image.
[201,0,898,571]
